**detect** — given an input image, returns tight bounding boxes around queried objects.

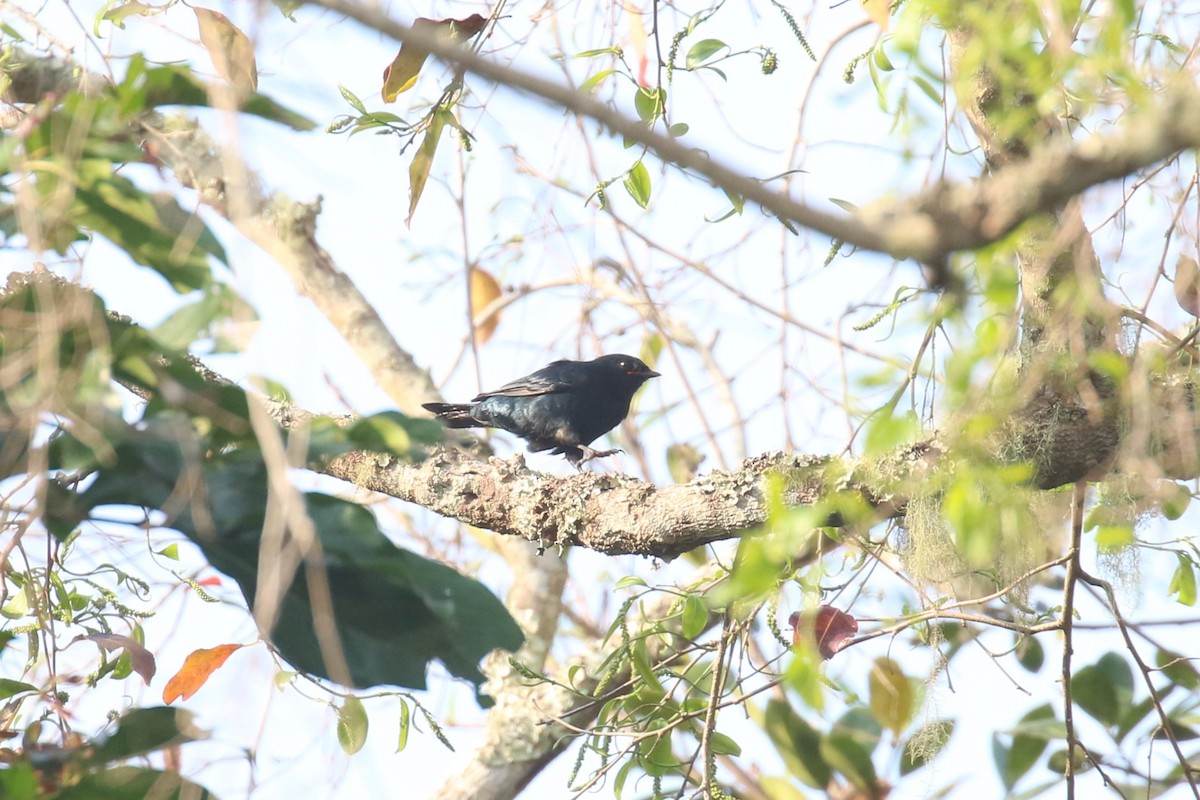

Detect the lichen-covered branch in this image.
[320,447,872,558]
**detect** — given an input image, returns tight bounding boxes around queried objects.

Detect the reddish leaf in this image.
[195,575,222,587]
[381,14,488,103]
[789,605,858,660]
[162,644,245,704]
[79,633,157,685]
[194,8,258,95]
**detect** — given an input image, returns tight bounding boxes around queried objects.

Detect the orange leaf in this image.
[195,8,258,95]
[789,605,858,660]
[470,267,503,346]
[862,0,890,30]
[162,644,245,704]
[382,14,488,103]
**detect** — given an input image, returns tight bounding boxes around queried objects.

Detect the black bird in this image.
[422,354,660,466]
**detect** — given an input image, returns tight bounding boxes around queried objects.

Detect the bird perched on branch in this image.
[422,354,660,466]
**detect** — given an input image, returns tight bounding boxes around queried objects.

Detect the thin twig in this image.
[1061,481,1087,797]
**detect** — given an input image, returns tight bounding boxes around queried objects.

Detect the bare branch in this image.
[307,0,1200,267]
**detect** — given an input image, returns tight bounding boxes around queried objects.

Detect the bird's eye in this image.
[619,360,632,369]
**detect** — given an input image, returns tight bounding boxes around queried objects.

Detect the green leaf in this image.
[336,694,370,755]
[623,160,651,208]
[912,76,942,105]
[0,763,39,800]
[1072,652,1134,728]
[1169,553,1197,606]
[87,707,207,765]
[0,678,38,700]
[901,720,954,775]
[346,411,444,460]
[615,575,647,590]
[636,720,676,776]
[686,39,727,68]
[629,637,666,702]
[56,767,214,800]
[634,86,666,123]
[1015,635,1044,672]
[819,733,877,796]
[100,1,161,30]
[1115,694,1161,744]
[758,699,831,788]
[872,44,894,71]
[864,409,920,455]
[709,730,742,756]
[152,284,255,350]
[1157,649,1200,690]
[1160,484,1191,520]
[668,122,689,137]
[396,699,411,752]
[581,68,619,93]
[339,84,368,114]
[575,46,623,58]
[995,703,1057,790]
[681,594,707,639]
[71,162,223,292]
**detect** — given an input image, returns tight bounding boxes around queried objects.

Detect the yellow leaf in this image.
[407,110,448,226]
[381,15,488,103]
[1175,254,1200,317]
[863,0,890,30]
[194,8,258,95]
[470,267,503,346]
[162,644,245,704]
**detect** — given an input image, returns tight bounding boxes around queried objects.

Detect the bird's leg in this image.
[574,445,623,466]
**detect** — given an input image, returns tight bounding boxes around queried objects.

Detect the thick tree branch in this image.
[320,446,902,558]
[306,0,1200,267]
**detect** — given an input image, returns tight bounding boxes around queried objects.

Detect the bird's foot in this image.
[574,445,623,467]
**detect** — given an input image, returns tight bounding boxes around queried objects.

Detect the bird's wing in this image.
[473,359,582,399]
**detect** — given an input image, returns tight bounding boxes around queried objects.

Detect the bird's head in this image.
[596,354,660,386]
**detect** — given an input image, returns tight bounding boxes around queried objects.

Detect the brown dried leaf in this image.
[470,267,503,346]
[162,643,245,704]
[195,7,258,95]
[381,14,488,103]
[80,633,157,685]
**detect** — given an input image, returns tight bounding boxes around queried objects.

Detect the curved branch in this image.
[307,0,1200,266]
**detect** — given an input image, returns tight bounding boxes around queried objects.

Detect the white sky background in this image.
[2,0,1199,798]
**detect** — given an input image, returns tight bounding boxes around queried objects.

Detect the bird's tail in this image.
[421,402,482,429]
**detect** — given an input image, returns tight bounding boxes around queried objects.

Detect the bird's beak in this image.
[642,369,661,378]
